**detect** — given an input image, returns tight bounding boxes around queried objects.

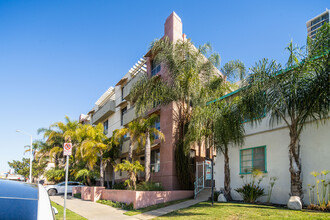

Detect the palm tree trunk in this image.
[111,166,115,189]
[100,154,104,187]
[128,143,133,163]
[289,129,303,199]
[145,131,151,182]
[224,146,232,200]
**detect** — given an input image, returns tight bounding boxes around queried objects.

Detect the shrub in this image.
[112,182,127,190]
[307,170,329,212]
[213,191,220,201]
[235,169,265,203]
[266,176,278,203]
[45,168,65,183]
[97,200,133,210]
[73,193,81,199]
[136,182,164,191]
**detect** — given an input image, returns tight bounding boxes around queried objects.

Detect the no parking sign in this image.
[63,143,72,156]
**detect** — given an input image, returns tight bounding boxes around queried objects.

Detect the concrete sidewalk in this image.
[51,195,137,220]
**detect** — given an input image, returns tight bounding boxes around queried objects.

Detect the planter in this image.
[73,186,193,209]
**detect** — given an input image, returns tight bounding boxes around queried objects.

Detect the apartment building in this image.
[80,12,213,190]
[306,9,329,39]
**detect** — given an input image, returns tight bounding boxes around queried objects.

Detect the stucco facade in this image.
[214,113,330,205]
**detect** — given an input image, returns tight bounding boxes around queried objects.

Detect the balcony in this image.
[122,107,137,126]
[92,100,115,125]
[121,139,130,154]
[122,73,143,100]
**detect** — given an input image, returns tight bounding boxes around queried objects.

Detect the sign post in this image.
[63,142,72,220]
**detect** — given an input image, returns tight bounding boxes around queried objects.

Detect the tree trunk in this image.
[111,166,115,189]
[224,146,232,200]
[128,144,133,163]
[100,154,104,187]
[289,129,303,199]
[145,131,151,182]
[87,176,92,186]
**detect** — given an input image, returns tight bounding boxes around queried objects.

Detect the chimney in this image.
[164,11,183,42]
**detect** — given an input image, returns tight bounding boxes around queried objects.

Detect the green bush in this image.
[235,169,265,203]
[235,183,264,203]
[45,168,65,183]
[136,182,164,191]
[112,182,127,190]
[73,193,81,199]
[97,200,133,210]
[213,191,220,201]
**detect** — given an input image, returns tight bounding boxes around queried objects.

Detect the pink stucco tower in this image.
[164,11,183,42]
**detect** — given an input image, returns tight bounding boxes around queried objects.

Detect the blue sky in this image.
[0,0,328,171]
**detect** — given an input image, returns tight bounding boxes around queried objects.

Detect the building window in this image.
[240,146,267,174]
[121,107,127,126]
[152,115,160,139]
[151,149,160,173]
[121,86,125,101]
[151,59,161,76]
[103,120,108,134]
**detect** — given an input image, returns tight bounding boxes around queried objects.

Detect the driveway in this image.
[51,195,137,220]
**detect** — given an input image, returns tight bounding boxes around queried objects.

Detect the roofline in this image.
[306,9,329,24]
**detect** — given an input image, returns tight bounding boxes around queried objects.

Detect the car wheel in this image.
[48,189,57,196]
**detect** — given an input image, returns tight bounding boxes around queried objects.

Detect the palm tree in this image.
[241,24,330,199]
[130,37,221,189]
[75,123,109,187]
[137,114,165,182]
[38,116,80,168]
[115,120,145,163]
[115,160,144,190]
[213,99,245,200]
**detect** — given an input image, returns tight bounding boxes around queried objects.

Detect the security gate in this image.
[194,160,213,198]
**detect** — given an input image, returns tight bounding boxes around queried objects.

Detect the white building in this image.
[214,89,330,205]
[306,9,329,39]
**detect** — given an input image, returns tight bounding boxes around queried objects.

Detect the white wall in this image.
[214,117,330,205]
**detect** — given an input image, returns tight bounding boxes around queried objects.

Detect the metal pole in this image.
[202,161,205,189]
[29,135,32,183]
[211,158,214,206]
[63,155,69,220]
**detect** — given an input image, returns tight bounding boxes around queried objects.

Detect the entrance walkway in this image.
[51,195,137,220]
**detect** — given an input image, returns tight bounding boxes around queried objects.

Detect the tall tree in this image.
[241,24,330,199]
[213,99,245,200]
[115,120,145,163]
[136,114,165,182]
[75,123,109,187]
[130,37,221,189]
[38,116,80,168]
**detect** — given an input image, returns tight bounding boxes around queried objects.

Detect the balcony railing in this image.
[92,100,115,125]
[122,73,143,100]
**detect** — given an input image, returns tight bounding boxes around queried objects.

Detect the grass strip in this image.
[51,201,87,220]
[124,199,190,216]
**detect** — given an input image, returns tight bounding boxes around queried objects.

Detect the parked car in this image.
[0,179,57,219]
[44,181,84,196]
[6,174,26,181]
